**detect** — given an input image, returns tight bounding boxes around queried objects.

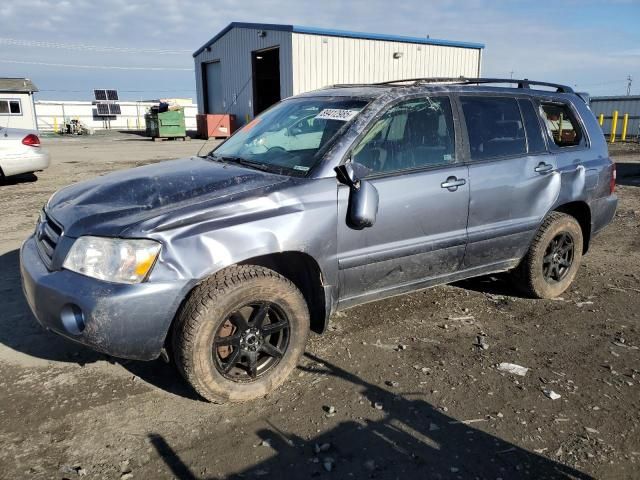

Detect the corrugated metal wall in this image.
[291,33,481,94]
[194,27,293,124]
[590,96,640,138]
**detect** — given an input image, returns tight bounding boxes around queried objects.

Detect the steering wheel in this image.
[267,146,287,153]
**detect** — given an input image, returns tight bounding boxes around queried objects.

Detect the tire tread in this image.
[172,265,305,403]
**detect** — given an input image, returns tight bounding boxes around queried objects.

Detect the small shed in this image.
[0,78,39,130]
[590,95,640,138]
[193,22,484,126]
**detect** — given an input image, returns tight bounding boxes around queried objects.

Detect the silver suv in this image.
[20,78,617,402]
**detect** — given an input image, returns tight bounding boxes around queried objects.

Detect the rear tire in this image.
[514,212,583,299]
[172,265,310,403]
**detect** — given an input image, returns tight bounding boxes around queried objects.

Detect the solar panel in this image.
[94,89,107,101]
[96,103,110,115]
[106,90,119,101]
[108,103,121,115]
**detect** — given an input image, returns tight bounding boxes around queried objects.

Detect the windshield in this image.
[210,97,369,176]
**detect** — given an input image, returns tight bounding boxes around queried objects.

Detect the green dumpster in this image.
[146,109,187,141]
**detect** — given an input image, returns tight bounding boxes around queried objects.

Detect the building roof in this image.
[193,22,485,57]
[0,78,38,93]
[591,95,640,102]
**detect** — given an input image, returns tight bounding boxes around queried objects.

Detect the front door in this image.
[337,96,469,305]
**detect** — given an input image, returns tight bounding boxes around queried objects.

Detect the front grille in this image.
[35,211,63,269]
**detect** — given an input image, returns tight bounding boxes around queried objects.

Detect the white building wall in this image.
[34,101,198,132]
[194,27,293,124]
[291,33,482,94]
[0,92,37,130]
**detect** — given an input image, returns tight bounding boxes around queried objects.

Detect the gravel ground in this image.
[0,133,639,480]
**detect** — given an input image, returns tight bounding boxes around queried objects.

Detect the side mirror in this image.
[335,162,379,229]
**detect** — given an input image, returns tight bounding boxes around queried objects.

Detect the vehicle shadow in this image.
[0,248,200,399]
[452,272,528,298]
[616,160,640,187]
[0,249,102,365]
[148,352,593,479]
[0,172,38,185]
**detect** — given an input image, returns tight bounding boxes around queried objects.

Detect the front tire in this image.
[172,265,310,403]
[514,212,583,299]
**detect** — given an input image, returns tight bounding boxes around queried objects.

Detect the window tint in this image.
[0,100,21,115]
[518,99,547,154]
[9,100,21,114]
[461,97,526,160]
[353,97,455,174]
[539,102,582,148]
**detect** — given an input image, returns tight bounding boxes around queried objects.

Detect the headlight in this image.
[63,236,161,284]
[45,192,56,210]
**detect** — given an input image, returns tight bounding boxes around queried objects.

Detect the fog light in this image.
[60,304,85,335]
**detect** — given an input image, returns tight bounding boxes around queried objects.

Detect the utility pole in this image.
[510,71,514,79]
[627,75,633,96]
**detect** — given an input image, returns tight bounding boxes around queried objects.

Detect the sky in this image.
[0,0,638,101]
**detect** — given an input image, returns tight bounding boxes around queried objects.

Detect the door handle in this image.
[534,162,554,173]
[441,176,466,191]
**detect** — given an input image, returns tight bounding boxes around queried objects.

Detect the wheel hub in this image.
[543,232,575,283]
[240,328,264,352]
[213,301,291,382]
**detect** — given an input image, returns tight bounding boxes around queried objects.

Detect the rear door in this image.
[337,95,469,304]
[460,95,558,269]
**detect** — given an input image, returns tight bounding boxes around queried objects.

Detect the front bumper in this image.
[20,235,188,360]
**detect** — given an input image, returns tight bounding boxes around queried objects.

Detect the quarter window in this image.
[539,102,582,148]
[352,97,456,174]
[0,99,22,115]
[461,97,526,160]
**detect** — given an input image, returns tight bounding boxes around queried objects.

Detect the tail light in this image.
[22,134,40,147]
[610,163,616,194]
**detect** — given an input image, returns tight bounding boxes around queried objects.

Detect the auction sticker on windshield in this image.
[315,109,359,122]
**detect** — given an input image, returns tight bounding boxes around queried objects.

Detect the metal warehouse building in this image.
[590,95,640,138]
[193,22,484,126]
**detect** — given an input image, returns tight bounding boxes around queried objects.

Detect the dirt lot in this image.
[1,133,639,480]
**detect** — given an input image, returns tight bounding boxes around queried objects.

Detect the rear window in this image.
[461,97,526,160]
[539,102,583,148]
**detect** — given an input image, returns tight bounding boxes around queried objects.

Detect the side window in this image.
[461,96,526,160]
[352,97,456,174]
[0,99,22,115]
[518,99,547,154]
[539,102,583,148]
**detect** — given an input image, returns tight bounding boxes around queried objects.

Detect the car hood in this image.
[47,156,289,237]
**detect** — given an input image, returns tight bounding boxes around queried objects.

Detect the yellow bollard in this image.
[621,113,629,141]
[609,111,618,143]
[598,113,604,126]
[53,117,58,133]
[127,118,131,130]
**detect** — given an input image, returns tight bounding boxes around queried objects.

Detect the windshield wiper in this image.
[219,156,275,173]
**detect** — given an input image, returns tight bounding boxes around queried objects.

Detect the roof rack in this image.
[375,77,575,93]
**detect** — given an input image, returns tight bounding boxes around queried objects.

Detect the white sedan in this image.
[0,127,50,179]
